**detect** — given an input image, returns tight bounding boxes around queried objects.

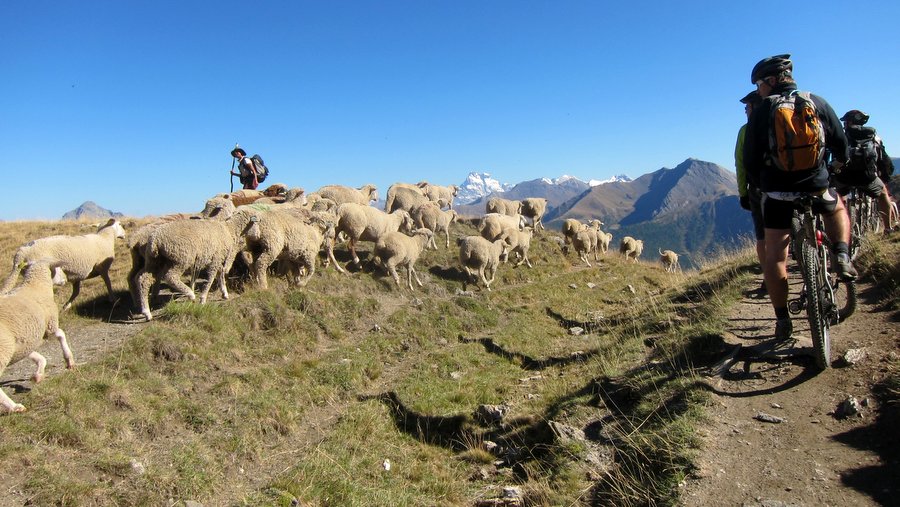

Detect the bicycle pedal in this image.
[788,299,804,314]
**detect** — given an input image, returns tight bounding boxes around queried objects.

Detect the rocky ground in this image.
[682,272,899,507]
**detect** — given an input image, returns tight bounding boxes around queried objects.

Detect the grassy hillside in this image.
[0,217,896,506]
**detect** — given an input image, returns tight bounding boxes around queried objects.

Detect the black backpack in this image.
[845,125,879,179]
[250,154,269,184]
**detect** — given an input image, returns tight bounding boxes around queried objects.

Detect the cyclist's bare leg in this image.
[763,228,791,310]
[823,198,851,245]
[877,187,892,232]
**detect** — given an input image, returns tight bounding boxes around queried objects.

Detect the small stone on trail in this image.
[586,282,596,289]
[835,396,863,418]
[569,283,578,289]
[842,348,867,366]
[569,326,584,336]
[626,284,636,294]
[770,402,783,409]
[754,412,785,424]
[450,371,463,380]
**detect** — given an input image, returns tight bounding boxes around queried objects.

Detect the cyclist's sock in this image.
[833,241,849,256]
[774,306,789,320]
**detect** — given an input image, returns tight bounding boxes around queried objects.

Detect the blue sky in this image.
[3,1,899,220]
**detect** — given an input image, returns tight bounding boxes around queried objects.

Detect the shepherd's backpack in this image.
[845,125,880,179]
[767,90,826,172]
[250,154,269,183]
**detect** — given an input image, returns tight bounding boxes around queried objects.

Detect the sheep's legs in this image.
[253,252,275,289]
[409,264,423,288]
[61,280,81,312]
[0,387,25,413]
[198,267,218,304]
[160,267,196,302]
[100,270,116,303]
[28,352,47,383]
[54,328,75,369]
[349,239,361,265]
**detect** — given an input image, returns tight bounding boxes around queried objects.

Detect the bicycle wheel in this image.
[801,240,831,368]
[847,202,862,260]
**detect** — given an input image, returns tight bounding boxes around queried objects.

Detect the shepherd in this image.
[230,144,259,190]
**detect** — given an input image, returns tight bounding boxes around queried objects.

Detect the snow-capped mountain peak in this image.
[456,172,511,204]
[588,174,632,187]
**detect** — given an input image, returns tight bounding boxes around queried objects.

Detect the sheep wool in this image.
[373,228,434,290]
[457,235,509,291]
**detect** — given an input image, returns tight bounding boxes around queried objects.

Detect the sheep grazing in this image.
[373,228,434,290]
[424,184,459,210]
[620,236,644,263]
[136,212,259,321]
[485,197,522,216]
[1,218,127,311]
[479,213,526,242]
[384,182,428,212]
[237,207,339,288]
[385,185,431,214]
[0,260,76,414]
[334,203,415,266]
[500,227,534,267]
[659,249,680,273]
[315,184,378,206]
[410,202,458,249]
[457,235,509,291]
[520,198,548,231]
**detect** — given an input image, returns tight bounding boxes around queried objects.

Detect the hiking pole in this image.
[230,156,236,192]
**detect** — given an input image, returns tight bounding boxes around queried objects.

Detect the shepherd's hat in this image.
[231,144,246,157]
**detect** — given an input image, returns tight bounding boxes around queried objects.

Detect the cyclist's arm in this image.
[813,95,849,165]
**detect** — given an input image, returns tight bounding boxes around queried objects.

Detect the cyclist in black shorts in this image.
[743,54,855,341]
[736,90,766,292]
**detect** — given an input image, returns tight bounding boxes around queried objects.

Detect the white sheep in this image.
[500,226,534,267]
[237,207,339,288]
[0,260,76,413]
[373,228,434,290]
[485,197,522,216]
[385,185,431,214]
[598,230,613,254]
[520,198,548,231]
[424,184,459,210]
[479,213,526,241]
[315,184,378,206]
[384,182,428,212]
[572,229,597,267]
[334,203,415,266]
[457,236,509,291]
[410,202,458,249]
[659,249,680,273]
[136,212,259,321]
[1,218,127,311]
[620,236,644,263]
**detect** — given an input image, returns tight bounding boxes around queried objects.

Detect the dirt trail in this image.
[682,272,899,506]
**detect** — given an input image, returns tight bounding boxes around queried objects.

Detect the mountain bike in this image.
[787,195,848,369]
[845,188,882,260]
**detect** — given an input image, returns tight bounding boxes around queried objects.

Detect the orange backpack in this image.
[767,90,826,172]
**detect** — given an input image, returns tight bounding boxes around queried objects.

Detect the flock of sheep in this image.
[0,181,680,414]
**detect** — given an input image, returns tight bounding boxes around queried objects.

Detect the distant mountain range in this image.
[454,159,748,269]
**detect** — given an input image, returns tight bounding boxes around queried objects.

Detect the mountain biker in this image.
[736,90,766,293]
[743,54,854,341]
[832,110,895,234]
[230,145,259,190]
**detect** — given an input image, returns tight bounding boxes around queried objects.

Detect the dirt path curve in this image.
[682,272,899,507]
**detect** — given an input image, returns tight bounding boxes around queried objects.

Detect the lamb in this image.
[385,185,431,214]
[136,212,259,321]
[620,236,644,263]
[659,249,680,273]
[520,198,548,231]
[423,184,459,210]
[384,182,428,212]
[479,213,526,242]
[334,203,415,266]
[315,184,378,206]
[500,226,534,267]
[237,207,339,288]
[373,228,434,290]
[457,236,509,291]
[410,202,458,249]
[1,219,127,311]
[485,197,522,216]
[0,260,76,414]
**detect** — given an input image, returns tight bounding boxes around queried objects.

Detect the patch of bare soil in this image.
[682,271,900,506]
